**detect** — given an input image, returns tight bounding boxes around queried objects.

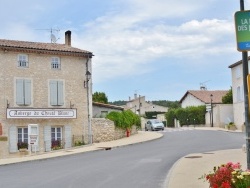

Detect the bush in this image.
[106,110,141,130]
[165,105,206,126]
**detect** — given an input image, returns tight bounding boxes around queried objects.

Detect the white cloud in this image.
[74,11,235,83]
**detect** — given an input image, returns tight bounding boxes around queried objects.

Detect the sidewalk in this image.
[166,127,246,188]
[0,131,163,166]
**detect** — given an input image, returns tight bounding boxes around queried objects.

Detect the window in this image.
[18,54,29,67]
[16,79,31,106]
[51,57,61,69]
[50,80,64,106]
[17,128,28,149]
[51,127,62,150]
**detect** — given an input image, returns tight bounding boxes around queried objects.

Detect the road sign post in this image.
[235,0,250,169]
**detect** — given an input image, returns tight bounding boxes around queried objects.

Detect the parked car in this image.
[145,119,164,131]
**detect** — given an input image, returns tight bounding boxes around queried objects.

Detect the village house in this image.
[179,89,233,127]
[0,31,93,158]
[124,93,168,116]
[92,101,124,118]
[228,60,249,130]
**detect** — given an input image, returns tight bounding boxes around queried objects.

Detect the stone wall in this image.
[92,118,138,143]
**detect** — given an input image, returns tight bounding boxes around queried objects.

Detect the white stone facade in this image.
[229,61,246,129]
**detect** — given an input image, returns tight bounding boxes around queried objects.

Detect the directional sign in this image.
[234,11,250,51]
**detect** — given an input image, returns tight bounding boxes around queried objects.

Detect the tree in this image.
[222,88,233,104]
[152,100,181,109]
[92,92,108,104]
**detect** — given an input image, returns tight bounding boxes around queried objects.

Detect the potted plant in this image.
[17,142,28,151]
[226,122,236,130]
[200,162,250,188]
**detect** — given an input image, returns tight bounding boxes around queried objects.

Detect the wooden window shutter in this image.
[50,80,57,106]
[57,81,64,105]
[16,79,24,105]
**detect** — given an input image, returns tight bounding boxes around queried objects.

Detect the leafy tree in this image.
[152,100,181,109]
[165,109,175,127]
[109,100,127,106]
[93,92,108,104]
[222,88,233,104]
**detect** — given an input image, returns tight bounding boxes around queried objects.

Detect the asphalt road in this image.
[0,129,245,188]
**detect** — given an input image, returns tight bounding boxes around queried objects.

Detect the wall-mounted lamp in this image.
[84,70,92,88]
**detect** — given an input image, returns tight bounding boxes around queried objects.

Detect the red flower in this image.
[221,181,230,188]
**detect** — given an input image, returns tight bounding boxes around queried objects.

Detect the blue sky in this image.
[0,0,247,102]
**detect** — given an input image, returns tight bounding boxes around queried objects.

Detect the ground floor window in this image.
[51,127,63,150]
[17,127,28,149]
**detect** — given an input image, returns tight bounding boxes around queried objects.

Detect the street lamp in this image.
[86,70,92,144]
[210,94,213,127]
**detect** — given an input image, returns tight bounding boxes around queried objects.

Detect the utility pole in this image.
[240,0,250,169]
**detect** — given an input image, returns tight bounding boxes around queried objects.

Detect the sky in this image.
[0,0,248,102]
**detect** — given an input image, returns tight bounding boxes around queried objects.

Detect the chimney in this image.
[134,93,137,99]
[65,30,71,46]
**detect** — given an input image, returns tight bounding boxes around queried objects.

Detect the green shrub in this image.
[165,105,206,126]
[106,110,141,130]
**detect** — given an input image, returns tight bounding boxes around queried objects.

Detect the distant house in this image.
[180,90,228,108]
[228,60,248,129]
[92,102,124,118]
[124,94,168,116]
[124,93,168,129]
[179,90,233,127]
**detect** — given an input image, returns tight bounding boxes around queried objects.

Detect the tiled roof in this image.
[228,56,250,68]
[0,39,93,56]
[93,102,124,110]
[180,90,229,104]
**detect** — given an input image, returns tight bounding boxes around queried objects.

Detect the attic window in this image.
[17,54,29,68]
[51,57,61,69]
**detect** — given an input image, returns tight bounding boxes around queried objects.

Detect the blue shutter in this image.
[44,126,51,152]
[58,81,64,106]
[50,81,57,106]
[9,126,18,152]
[16,79,24,105]
[24,79,31,105]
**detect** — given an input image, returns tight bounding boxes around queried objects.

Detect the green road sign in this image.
[234,10,250,51]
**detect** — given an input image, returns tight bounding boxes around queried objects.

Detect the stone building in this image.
[125,94,168,116]
[0,31,93,158]
[179,90,233,127]
[92,102,124,118]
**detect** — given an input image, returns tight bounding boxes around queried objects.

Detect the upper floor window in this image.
[49,80,64,106]
[51,57,61,69]
[18,54,29,68]
[16,79,31,106]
